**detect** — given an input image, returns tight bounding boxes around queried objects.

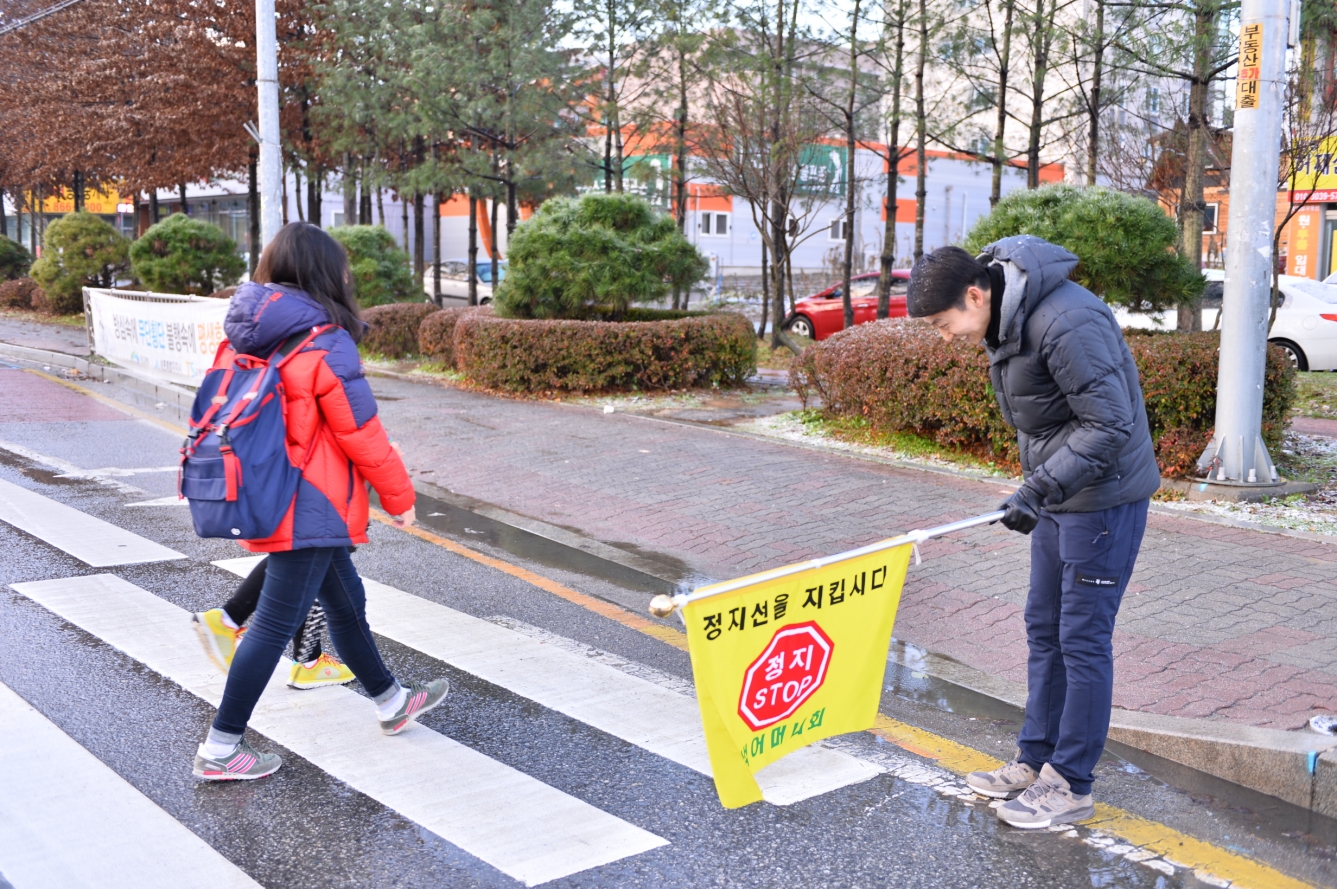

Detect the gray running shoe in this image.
[379,679,450,735]
[966,756,1038,798]
[996,763,1094,828]
[193,738,282,781]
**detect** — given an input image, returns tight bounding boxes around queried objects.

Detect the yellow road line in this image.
[38,368,1314,888]
[24,369,187,436]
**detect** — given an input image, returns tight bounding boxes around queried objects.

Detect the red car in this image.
[783,270,911,340]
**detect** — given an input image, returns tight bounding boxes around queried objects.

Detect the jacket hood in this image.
[224,282,333,357]
[979,235,1079,363]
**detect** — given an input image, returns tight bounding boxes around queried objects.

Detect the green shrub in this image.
[0,235,32,280]
[329,225,416,307]
[964,184,1203,313]
[29,212,130,314]
[455,312,756,391]
[418,306,492,367]
[791,321,1296,477]
[0,277,42,310]
[494,193,708,320]
[361,302,436,358]
[129,213,244,295]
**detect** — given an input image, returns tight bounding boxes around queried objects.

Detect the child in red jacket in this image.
[193,223,447,781]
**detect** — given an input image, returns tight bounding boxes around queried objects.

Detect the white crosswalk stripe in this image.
[8,574,668,887]
[0,477,184,566]
[0,680,261,889]
[216,556,883,806]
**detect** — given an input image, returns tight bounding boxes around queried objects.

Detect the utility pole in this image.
[1196,0,1291,486]
[255,0,283,247]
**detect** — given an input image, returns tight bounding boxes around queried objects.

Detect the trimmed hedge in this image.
[455,312,756,392]
[0,277,43,310]
[361,302,436,358]
[419,306,492,366]
[791,320,1295,477]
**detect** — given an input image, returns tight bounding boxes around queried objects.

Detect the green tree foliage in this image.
[494,193,708,320]
[0,236,32,280]
[29,212,130,314]
[963,185,1203,313]
[129,214,245,295]
[329,225,417,307]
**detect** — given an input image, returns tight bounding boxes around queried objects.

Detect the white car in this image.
[423,259,507,306]
[1116,272,1337,371]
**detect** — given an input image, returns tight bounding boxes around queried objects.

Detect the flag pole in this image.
[648,510,1006,618]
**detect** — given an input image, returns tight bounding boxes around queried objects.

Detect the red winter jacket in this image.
[220,282,414,552]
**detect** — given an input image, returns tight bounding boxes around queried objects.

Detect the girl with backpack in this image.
[192,222,448,781]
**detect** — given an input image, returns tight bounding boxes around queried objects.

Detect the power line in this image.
[0,0,87,37]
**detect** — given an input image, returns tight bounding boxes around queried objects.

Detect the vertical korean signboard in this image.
[85,288,229,387]
[682,542,913,807]
[1236,23,1263,110]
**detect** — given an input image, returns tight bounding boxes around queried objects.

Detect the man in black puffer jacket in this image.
[907,236,1160,829]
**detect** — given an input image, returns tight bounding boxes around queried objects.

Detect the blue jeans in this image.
[1017,498,1148,795]
[212,547,398,736]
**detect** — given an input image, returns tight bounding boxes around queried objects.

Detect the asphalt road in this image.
[0,360,1332,889]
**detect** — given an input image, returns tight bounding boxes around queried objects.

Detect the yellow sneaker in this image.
[192,609,243,672]
[289,653,355,689]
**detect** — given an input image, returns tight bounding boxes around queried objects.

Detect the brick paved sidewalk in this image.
[376,375,1335,731]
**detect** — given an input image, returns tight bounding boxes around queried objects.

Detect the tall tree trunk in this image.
[768,0,787,349]
[879,0,907,318]
[359,171,372,224]
[759,238,770,340]
[432,191,442,304]
[413,192,425,283]
[248,153,259,274]
[991,0,1015,205]
[913,0,928,261]
[72,170,84,213]
[294,165,304,223]
[1025,0,1052,188]
[674,43,689,236]
[489,193,500,288]
[377,187,385,226]
[179,182,188,216]
[468,194,479,306]
[150,191,160,226]
[1176,0,1216,332]
[841,0,862,330]
[1086,0,1105,186]
[401,191,410,251]
[0,187,7,239]
[342,153,356,226]
[281,165,289,226]
[31,186,40,254]
[307,170,322,227]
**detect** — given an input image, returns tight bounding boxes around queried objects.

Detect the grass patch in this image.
[1291,371,1337,419]
[0,307,85,327]
[414,361,464,381]
[793,409,1014,475]
[755,339,800,371]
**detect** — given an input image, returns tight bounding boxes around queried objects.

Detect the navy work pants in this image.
[1017,498,1149,795]
[212,546,398,736]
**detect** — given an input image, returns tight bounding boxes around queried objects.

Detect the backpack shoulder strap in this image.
[271,324,335,367]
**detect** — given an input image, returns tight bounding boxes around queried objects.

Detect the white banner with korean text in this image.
[85,288,229,387]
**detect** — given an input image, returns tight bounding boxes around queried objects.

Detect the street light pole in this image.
[1196,0,1291,486]
[255,0,283,248]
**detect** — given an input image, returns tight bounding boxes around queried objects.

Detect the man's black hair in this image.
[906,246,992,317]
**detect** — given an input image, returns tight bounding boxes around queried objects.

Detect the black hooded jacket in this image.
[980,235,1160,513]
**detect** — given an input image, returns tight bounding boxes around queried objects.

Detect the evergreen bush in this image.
[329,225,416,307]
[0,235,32,280]
[418,306,492,367]
[791,321,1295,478]
[129,214,244,295]
[454,312,755,391]
[29,212,130,314]
[494,193,708,320]
[361,302,436,358]
[964,184,1203,313]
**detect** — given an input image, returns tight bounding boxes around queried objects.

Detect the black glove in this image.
[1000,483,1045,534]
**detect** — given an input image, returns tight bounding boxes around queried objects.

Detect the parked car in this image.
[424,258,507,306]
[1263,275,1337,371]
[783,270,911,340]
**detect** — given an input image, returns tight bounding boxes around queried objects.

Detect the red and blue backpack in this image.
[179,325,332,540]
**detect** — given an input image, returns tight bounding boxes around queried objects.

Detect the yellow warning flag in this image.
[682,542,914,808]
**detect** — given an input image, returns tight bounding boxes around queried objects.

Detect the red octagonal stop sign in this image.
[737,621,834,731]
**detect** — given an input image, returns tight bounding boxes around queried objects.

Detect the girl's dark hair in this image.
[254,222,363,342]
[907,246,992,317]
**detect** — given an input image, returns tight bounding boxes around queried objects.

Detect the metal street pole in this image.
[255,0,283,248]
[1196,0,1291,486]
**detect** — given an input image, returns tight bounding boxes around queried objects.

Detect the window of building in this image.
[829,218,850,241]
[332,211,345,228]
[1203,203,1219,234]
[1149,88,1161,114]
[700,212,729,236]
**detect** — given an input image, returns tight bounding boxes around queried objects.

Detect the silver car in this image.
[423,259,507,306]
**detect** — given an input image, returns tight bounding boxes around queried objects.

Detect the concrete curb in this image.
[887,640,1337,814]
[0,341,194,424]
